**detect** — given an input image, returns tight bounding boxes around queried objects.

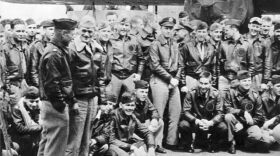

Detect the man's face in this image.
[274,29,280,41]
[79,26,94,43]
[118,22,130,36]
[134,19,144,31]
[224,25,234,39]
[239,78,252,90]
[179,16,190,26]
[161,26,173,39]
[24,97,40,110]
[4,24,11,33]
[12,24,26,42]
[62,29,74,45]
[99,27,112,42]
[273,83,280,97]
[248,23,260,37]
[196,29,208,42]
[210,28,222,42]
[100,103,113,114]
[0,32,5,44]
[261,22,272,35]
[27,24,37,37]
[106,15,118,25]
[198,77,211,94]
[44,27,54,40]
[174,29,189,41]
[136,88,148,102]
[120,102,136,116]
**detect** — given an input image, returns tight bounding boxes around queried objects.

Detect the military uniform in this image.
[107,34,144,101]
[223,87,266,147]
[179,87,227,149]
[270,37,280,76]
[109,108,155,156]
[149,18,184,146]
[37,18,77,156]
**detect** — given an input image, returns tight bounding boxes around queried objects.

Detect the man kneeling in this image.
[109,92,155,156]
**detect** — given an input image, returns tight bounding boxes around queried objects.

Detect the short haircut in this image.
[0,19,11,27]
[229,24,239,31]
[130,15,143,25]
[11,18,25,29]
[106,11,118,18]
[196,21,208,30]
[199,71,212,80]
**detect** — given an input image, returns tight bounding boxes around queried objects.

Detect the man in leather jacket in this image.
[109,92,155,156]
[11,86,41,156]
[37,18,77,156]
[28,20,54,87]
[66,16,103,156]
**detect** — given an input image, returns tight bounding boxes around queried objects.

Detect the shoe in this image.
[208,144,218,153]
[185,146,194,153]
[155,146,167,154]
[163,144,177,151]
[228,142,236,154]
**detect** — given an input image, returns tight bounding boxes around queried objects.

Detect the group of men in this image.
[0,9,280,156]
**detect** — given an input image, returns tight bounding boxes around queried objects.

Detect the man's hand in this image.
[181,86,188,93]
[149,119,159,132]
[170,78,179,87]
[234,122,244,132]
[71,103,79,115]
[133,73,141,81]
[148,147,156,156]
[195,119,207,130]
[244,111,254,125]
[201,119,214,128]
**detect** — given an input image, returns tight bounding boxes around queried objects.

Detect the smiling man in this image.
[109,92,156,156]
[223,70,266,154]
[179,71,226,153]
[260,16,273,41]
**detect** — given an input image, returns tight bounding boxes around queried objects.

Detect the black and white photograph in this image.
[1,0,280,156]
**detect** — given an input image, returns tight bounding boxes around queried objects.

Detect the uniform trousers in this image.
[37,100,69,156]
[66,96,98,156]
[150,75,181,145]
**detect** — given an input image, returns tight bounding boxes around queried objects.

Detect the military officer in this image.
[179,71,227,153]
[28,20,54,87]
[223,70,266,154]
[133,80,166,153]
[107,16,145,102]
[66,16,102,156]
[260,16,273,41]
[149,17,183,149]
[37,18,77,156]
[261,75,280,145]
[25,18,37,45]
[270,22,280,77]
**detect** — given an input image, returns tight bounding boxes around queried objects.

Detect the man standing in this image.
[243,17,271,92]
[38,18,77,156]
[180,21,216,91]
[133,80,165,153]
[271,22,280,77]
[2,18,29,105]
[29,20,54,87]
[108,16,144,101]
[66,16,101,156]
[223,70,266,154]
[149,17,183,149]
[221,20,254,75]
[179,71,227,153]
[260,16,273,41]
[25,18,37,45]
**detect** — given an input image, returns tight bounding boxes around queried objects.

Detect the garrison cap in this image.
[174,24,185,31]
[79,16,96,28]
[22,86,39,99]
[98,22,110,30]
[40,20,54,28]
[134,80,149,89]
[210,22,222,31]
[26,18,36,25]
[121,92,136,104]
[272,75,280,85]
[196,21,208,30]
[119,16,130,24]
[53,18,77,30]
[249,17,262,25]
[178,11,189,18]
[237,70,251,80]
[159,17,176,27]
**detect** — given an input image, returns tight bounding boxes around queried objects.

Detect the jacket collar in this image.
[157,34,173,46]
[112,34,132,42]
[195,87,216,99]
[8,37,28,50]
[51,37,68,54]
